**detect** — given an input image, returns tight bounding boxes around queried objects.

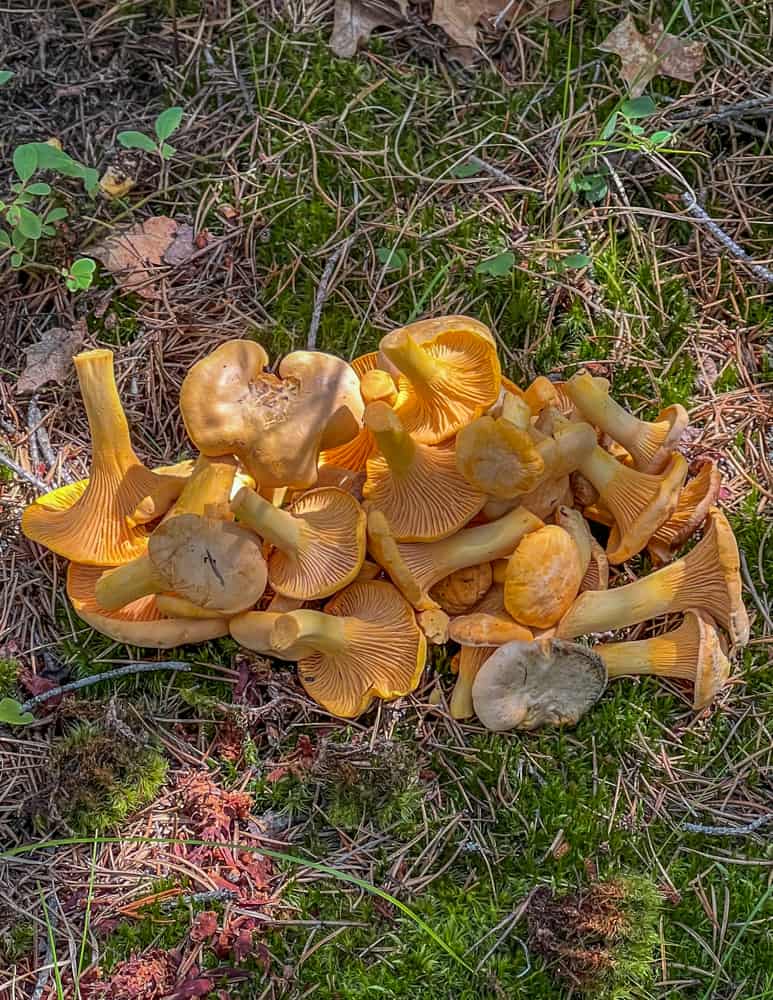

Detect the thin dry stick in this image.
[307,237,353,350]
[681,192,773,284]
[0,451,49,491]
[682,814,773,836]
[20,661,192,713]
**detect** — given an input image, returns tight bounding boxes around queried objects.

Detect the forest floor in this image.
[0,1,771,998]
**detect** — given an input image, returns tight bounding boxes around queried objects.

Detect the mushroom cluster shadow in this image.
[22,318,748,725]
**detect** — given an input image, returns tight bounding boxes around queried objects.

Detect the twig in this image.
[682,813,773,836]
[20,661,191,713]
[30,893,58,1000]
[307,237,353,350]
[27,400,40,471]
[0,451,50,491]
[468,155,518,186]
[681,192,773,284]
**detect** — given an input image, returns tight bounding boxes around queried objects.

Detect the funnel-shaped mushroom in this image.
[270,581,426,717]
[95,513,267,614]
[22,350,177,565]
[593,610,730,709]
[362,402,485,540]
[580,539,609,592]
[231,486,365,599]
[575,443,688,563]
[367,506,543,610]
[504,524,584,628]
[68,564,228,647]
[180,340,364,488]
[319,368,398,473]
[647,461,721,564]
[564,371,688,473]
[229,611,316,661]
[128,459,195,526]
[429,562,493,614]
[472,639,607,731]
[483,474,573,522]
[379,316,501,444]
[557,508,749,646]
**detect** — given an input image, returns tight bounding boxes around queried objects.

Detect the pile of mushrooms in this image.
[22,317,750,727]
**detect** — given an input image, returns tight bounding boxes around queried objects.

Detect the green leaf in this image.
[451,161,483,178]
[154,106,183,141]
[11,226,27,249]
[621,95,657,119]
[0,697,33,726]
[475,251,515,277]
[117,130,157,153]
[13,144,38,182]
[6,205,20,225]
[41,225,55,236]
[376,246,408,271]
[26,182,51,196]
[16,206,42,240]
[561,253,592,270]
[10,252,23,268]
[600,112,618,141]
[26,144,98,193]
[583,175,608,203]
[46,207,68,223]
[0,230,9,248]
[0,70,13,86]
[649,130,673,146]
[160,142,176,159]
[628,123,645,136]
[70,257,96,279]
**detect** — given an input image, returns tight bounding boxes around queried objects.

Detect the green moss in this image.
[0,921,34,963]
[0,658,20,699]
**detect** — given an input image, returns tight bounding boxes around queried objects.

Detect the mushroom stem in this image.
[360,369,398,407]
[75,350,136,463]
[450,646,494,719]
[538,422,598,477]
[557,509,749,646]
[96,554,166,610]
[427,507,543,580]
[170,455,238,518]
[381,332,439,385]
[366,403,416,476]
[272,609,348,656]
[230,486,301,553]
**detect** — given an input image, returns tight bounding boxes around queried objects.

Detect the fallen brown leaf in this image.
[330,0,407,58]
[599,15,705,97]
[91,216,197,300]
[16,319,87,394]
[431,0,506,50]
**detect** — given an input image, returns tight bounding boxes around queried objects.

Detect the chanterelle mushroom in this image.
[367,505,543,609]
[180,340,364,488]
[472,638,607,731]
[22,349,180,565]
[593,609,731,710]
[564,370,688,474]
[557,508,749,646]
[271,580,427,717]
[362,401,485,540]
[504,524,585,629]
[68,564,228,647]
[379,315,501,443]
[320,365,398,473]
[429,562,493,614]
[231,485,365,600]
[647,461,721,565]
[95,513,267,615]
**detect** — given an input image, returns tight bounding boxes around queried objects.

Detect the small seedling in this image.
[118,106,184,161]
[376,245,408,271]
[0,697,33,726]
[62,257,97,292]
[0,142,98,279]
[475,251,515,277]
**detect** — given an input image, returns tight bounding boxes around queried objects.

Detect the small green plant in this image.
[475,250,515,277]
[118,106,184,161]
[0,697,33,726]
[0,142,97,284]
[0,70,12,85]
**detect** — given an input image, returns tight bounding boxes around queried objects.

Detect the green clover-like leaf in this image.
[117,130,157,153]
[26,182,52,196]
[376,246,408,271]
[0,697,34,726]
[46,207,69,223]
[560,253,592,270]
[0,70,13,86]
[13,144,38,182]
[10,252,23,268]
[160,142,176,159]
[155,106,183,142]
[620,96,657,120]
[451,161,484,178]
[475,251,515,277]
[16,206,42,240]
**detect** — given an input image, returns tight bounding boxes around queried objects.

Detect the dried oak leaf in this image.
[599,15,705,97]
[91,216,197,299]
[432,0,576,56]
[330,0,407,58]
[16,319,86,394]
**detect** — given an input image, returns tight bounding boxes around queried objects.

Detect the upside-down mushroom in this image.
[580,538,609,592]
[270,580,427,717]
[554,506,593,576]
[95,513,268,614]
[229,610,316,660]
[482,474,573,522]
[557,508,750,646]
[429,562,493,614]
[647,461,721,564]
[68,564,228,647]
[593,610,730,709]
[472,638,607,731]
[22,349,180,565]
[379,316,501,443]
[504,524,585,628]
[362,401,485,540]
[564,370,688,473]
[367,506,543,609]
[127,459,196,526]
[180,340,364,488]
[231,486,365,599]
[319,368,398,473]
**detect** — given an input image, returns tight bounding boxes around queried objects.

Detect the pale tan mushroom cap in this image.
[268,487,366,600]
[429,563,493,614]
[455,416,544,499]
[648,461,721,564]
[67,563,228,647]
[504,525,584,628]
